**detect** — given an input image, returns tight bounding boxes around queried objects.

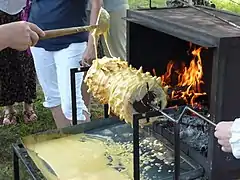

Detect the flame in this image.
[155,44,206,106]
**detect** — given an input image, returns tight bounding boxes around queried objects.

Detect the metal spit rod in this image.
[149,104,217,126]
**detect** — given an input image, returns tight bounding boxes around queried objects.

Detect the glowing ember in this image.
[154,43,206,106]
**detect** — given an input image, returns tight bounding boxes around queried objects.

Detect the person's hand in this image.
[82,45,96,66]
[81,35,96,66]
[4,21,45,51]
[214,121,234,152]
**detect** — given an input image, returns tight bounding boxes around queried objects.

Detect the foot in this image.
[70,110,91,125]
[3,110,17,125]
[23,110,37,123]
[83,110,91,122]
[23,103,37,123]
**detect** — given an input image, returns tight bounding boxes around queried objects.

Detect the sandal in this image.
[23,110,37,123]
[3,111,17,125]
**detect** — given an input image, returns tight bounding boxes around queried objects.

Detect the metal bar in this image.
[183,106,216,126]
[13,147,20,180]
[177,0,240,29]
[104,104,109,118]
[174,123,181,180]
[149,104,216,126]
[133,114,140,180]
[149,0,152,8]
[13,144,43,180]
[70,65,112,124]
[148,104,217,179]
[149,104,179,122]
[80,65,109,118]
[70,66,91,125]
[149,0,157,9]
[70,68,78,125]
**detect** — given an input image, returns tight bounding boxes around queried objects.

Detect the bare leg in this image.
[23,102,37,123]
[23,103,34,111]
[69,110,91,125]
[51,106,71,129]
[3,105,17,125]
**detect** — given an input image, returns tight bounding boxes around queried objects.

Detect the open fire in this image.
[153,43,207,107]
[150,43,210,156]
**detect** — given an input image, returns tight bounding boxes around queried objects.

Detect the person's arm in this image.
[0,26,9,51]
[0,21,45,51]
[82,0,102,63]
[0,24,10,51]
[89,0,102,42]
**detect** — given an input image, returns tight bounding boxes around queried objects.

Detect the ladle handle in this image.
[40,25,98,40]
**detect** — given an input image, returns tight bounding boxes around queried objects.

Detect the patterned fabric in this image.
[20,0,31,21]
[0,11,36,106]
[20,0,31,55]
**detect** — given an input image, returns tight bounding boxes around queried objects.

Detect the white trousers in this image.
[30,43,89,121]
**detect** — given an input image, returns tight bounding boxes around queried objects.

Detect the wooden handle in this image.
[40,25,98,40]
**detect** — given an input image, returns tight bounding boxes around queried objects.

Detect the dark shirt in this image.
[28,0,89,51]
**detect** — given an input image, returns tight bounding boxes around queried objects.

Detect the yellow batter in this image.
[25,134,133,180]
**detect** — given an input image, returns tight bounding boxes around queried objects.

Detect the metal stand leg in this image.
[70,66,91,125]
[104,104,109,118]
[174,123,180,180]
[70,66,110,122]
[133,114,140,180]
[70,68,78,125]
[13,149,20,180]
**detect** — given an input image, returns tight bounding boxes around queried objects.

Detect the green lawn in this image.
[0,0,240,179]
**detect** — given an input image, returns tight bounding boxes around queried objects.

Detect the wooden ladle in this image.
[40,7,110,40]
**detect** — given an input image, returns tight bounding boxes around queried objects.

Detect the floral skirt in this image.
[0,11,36,106]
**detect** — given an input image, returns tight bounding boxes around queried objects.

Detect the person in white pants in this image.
[30,43,89,125]
[28,0,101,129]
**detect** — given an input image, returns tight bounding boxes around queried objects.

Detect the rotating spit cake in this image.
[84,57,168,124]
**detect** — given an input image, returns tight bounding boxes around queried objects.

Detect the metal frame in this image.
[132,105,215,180]
[12,143,44,180]
[13,146,20,180]
[70,67,109,125]
[149,0,155,9]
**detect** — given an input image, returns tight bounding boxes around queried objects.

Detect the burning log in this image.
[153,44,207,107]
[84,57,168,124]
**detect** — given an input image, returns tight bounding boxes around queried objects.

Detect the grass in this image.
[1,0,240,179]
[212,0,240,13]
